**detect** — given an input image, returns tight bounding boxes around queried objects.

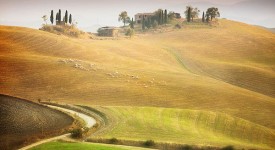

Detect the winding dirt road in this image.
[19,104,96,150]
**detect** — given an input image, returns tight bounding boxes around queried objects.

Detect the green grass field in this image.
[89,106,274,149]
[30,141,151,150]
[0,19,275,149]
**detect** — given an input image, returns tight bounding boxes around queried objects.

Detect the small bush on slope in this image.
[40,25,85,38]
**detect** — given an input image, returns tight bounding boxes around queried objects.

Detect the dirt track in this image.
[0,94,74,150]
[20,105,97,150]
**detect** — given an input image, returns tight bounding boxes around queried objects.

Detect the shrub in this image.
[143,140,155,147]
[109,138,119,144]
[40,24,84,38]
[54,26,65,32]
[70,128,83,138]
[179,145,193,150]
[125,28,134,38]
[221,146,235,150]
[175,24,182,29]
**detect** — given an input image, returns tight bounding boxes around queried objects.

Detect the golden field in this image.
[0,19,274,149]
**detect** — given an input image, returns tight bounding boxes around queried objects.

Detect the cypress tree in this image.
[202,11,205,22]
[162,10,164,24]
[147,18,151,28]
[58,9,61,23]
[56,12,59,24]
[69,14,72,24]
[130,18,134,29]
[187,7,191,22]
[142,15,145,30]
[50,10,54,24]
[158,10,161,25]
[65,10,68,24]
[164,9,167,24]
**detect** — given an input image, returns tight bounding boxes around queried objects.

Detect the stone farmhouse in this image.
[134,13,155,24]
[98,26,119,37]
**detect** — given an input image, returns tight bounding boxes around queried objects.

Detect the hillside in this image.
[0,95,73,150]
[0,19,275,148]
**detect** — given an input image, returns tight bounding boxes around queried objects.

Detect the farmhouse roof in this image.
[135,13,155,16]
[99,26,119,30]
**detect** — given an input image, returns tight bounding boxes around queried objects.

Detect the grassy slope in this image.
[0,20,275,148]
[30,141,150,150]
[90,106,274,149]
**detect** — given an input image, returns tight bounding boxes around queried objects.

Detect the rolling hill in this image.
[0,19,274,149]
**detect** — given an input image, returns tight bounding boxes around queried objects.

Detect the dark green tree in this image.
[130,17,134,29]
[50,10,54,24]
[162,10,165,24]
[144,19,148,29]
[65,10,68,24]
[145,18,152,29]
[206,7,220,21]
[118,11,130,27]
[202,11,205,22]
[160,10,162,25]
[185,6,200,22]
[69,14,72,24]
[168,11,176,21]
[142,16,145,30]
[58,9,61,23]
[56,12,59,23]
[187,7,191,22]
[164,9,168,24]
[158,10,162,25]
[148,18,152,28]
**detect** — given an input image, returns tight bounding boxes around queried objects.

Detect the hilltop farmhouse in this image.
[135,12,181,24]
[135,13,154,24]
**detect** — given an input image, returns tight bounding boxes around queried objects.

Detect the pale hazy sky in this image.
[0,0,274,32]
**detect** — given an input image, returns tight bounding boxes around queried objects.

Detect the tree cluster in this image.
[118,9,169,31]
[48,9,73,25]
[205,7,220,22]
[118,11,130,27]
[185,6,220,23]
[184,6,200,22]
[141,9,169,31]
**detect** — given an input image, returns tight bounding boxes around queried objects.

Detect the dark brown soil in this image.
[0,94,74,150]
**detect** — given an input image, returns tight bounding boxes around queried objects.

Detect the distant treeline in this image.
[118,6,220,31]
[185,6,220,23]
